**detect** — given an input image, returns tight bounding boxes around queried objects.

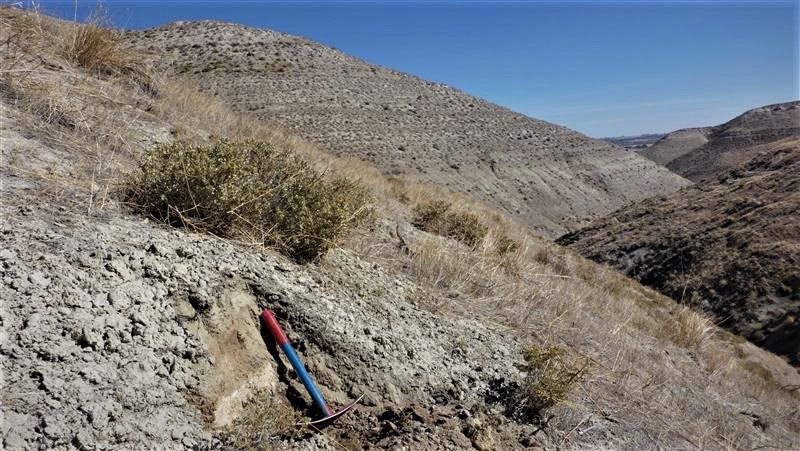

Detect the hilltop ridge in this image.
[603,133,665,149]
[642,101,799,181]
[127,20,690,237]
[639,127,713,165]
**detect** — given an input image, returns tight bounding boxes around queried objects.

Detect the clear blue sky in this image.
[34,1,799,137]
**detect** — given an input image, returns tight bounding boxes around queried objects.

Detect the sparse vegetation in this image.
[494,233,520,255]
[412,200,487,247]
[4,6,800,449]
[670,305,715,350]
[125,139,371,261]
[60,10,146,79]
[226,391,300,448]
[517,344,584,412]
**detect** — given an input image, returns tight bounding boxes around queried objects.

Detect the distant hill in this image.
[642,102,800,181]
[603,133,665,149]
[639,127,713,165]
[559,138,800,363]
[127,21,689,237]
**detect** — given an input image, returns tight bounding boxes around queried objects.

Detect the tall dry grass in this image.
[1,4,147,79]
[60,12,145,78]
[1,5,158,210]
[670,304,716,350]
[346,190,800,446]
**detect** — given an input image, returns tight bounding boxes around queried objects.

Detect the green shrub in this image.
[125,139,371,261]
[518,344,583,412]
[412,200,487,247]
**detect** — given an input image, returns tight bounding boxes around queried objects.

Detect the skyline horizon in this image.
[30,1,800,138]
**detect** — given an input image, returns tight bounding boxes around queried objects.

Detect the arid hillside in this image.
[639,127,712,165]
[642,102,800,181]
[125,21,689,237]
[2,7,799,450]
[559,138,800,364]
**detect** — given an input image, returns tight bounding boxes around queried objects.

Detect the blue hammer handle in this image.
[261,309,333,417]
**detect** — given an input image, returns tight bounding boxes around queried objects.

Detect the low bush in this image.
[386,176,410,203]
[125,139,371,261]
[412,200,487,247]
[517,344,584,412]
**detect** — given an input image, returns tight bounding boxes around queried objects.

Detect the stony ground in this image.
[0,122,553,449]
[125,21,689,237]
[559,139,800,364]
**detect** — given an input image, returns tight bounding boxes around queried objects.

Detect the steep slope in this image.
[559,138,800,363]
[3,8,800,450]
[639,127,712,165]
[642,102,799,181]
[126,21,689,237]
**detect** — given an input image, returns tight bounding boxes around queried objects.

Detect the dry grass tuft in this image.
[225,390,301,449]
[494,233,520,255]
[60,9,147,80]
[670,305,716,350]
[516,344,585,413]
[406,237,489,294]
[0,5,149,83]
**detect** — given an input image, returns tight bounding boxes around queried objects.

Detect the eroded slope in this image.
[2,7,799,450]
[640,127,712,165]
[126,21,689,237]
[642,102,799,181]
[559,139,800,363]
